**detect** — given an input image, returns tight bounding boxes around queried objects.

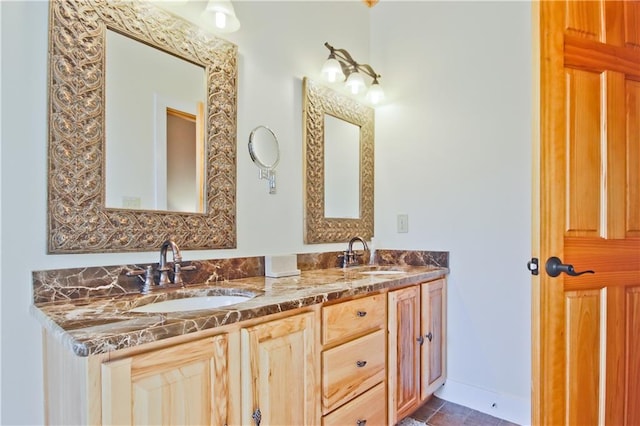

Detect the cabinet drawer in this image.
[322,382,386,426]
[322,293,385,345]
[322,329,386,412]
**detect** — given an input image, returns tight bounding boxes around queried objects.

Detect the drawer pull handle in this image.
[356,420,367,426]
[356,310,367,317]
[356,360,367,368]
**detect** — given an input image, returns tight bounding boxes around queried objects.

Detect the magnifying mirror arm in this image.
[259,168,276,194]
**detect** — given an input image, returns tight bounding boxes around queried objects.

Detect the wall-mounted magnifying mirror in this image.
[249,126,280,194]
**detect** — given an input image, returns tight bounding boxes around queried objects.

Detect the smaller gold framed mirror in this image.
[302,78,374,244]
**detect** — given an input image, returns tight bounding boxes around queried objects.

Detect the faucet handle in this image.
[339,250,360,268]
[172,262,196,287]
[157,265,172,286]
[173,262,184,286]
[127,265,155,293]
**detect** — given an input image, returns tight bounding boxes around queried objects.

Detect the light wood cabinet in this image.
[101,334,232,426]
[388,285,421,422]
[421,279,446,398]
[388,278,447,424]
[42,277,446,426]
[320,294,387,422]
[241,311,319,426]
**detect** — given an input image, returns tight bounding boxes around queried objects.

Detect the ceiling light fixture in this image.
[200,0,240,33]
[321,42,384,104]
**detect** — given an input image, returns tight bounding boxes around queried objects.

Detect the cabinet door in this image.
[101,334,230,426]
[421,278,446,398]
[388,285,421,425]
[242,311,318,426]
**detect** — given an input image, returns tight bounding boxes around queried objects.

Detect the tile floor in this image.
[408,396,521,426]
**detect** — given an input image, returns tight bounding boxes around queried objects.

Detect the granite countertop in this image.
[31,264,447,357]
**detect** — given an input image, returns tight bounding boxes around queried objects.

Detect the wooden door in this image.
[534,1,640,424]
[101,335,230,425]
[421,279,446,399]
[388,285,421,425]
[241,311,318,426]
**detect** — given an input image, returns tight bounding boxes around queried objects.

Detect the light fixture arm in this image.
[324,42,381,81]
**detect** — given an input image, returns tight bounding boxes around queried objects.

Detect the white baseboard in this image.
[434,379,531,426]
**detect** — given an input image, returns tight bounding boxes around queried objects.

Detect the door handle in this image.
[545,256,595,277]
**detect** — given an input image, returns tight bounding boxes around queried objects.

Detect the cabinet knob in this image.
[426,332,433,342]
[356,360,367,368]
[417,335,424,345]
[356,310,367,317]
[356,420,367,426]
[252,408,261,426]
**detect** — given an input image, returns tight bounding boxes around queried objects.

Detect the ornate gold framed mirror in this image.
[302,78,374,244]
[47,0,237,253]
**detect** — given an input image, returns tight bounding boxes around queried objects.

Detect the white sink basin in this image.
[131,295,253,313]
[359,270,405,275]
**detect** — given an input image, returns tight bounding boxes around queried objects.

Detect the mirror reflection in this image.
[105,29,206,213]
[324,115,360,218]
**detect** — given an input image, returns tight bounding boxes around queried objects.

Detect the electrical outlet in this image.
[397,214,409,233]
[122,196,141,209]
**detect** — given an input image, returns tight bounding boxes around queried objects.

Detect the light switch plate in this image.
[397,214,409,233]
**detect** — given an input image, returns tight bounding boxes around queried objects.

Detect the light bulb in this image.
[321,58,344,83]
[215,11,227,29]
[367,82,385,104]
[201,0,240,33]
[345,72,365,95]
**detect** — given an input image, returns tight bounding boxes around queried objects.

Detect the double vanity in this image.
[40,2,447,424]
[32,249,448,425]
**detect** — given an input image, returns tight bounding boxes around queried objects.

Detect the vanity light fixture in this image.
[321,42,384,104]
[200,0,240,33]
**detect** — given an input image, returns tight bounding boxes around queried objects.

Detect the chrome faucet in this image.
[341,237,369,268]
[158,239,183,286]
[126,239,197,293]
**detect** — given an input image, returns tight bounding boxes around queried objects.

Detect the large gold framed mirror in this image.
[302,78,374,244]
[47,0,237,253]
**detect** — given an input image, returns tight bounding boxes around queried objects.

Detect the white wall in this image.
[371,2,532,424]
[0,0,3,420]
[1,1,533,424]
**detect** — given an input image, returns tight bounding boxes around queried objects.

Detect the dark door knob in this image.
[545,257,595,277]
